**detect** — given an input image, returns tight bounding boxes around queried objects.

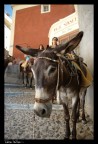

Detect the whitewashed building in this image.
[4,13,12,52]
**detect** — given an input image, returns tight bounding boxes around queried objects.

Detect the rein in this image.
[34,54,75,104]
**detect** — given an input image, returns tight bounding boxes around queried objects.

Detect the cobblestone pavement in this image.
[4,85,94,140]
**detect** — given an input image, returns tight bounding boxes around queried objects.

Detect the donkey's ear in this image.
[53,31,84,54]
[15,45,42,57]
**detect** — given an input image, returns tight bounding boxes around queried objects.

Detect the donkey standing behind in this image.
[19,59,34,88]
[4,55,15,72]
[15,31,93,139]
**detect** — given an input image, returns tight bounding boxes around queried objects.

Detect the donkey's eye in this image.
[47,65,57,76]
[49,67,56,73]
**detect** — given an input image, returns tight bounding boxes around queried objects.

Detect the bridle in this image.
[35,56,59,103]
[34,54,78,104]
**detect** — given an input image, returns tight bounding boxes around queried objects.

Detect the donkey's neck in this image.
[63,64,71,86]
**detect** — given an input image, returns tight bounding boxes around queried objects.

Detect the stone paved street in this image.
[4,84,94,140]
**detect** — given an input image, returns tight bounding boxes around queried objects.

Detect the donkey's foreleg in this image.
[22,72,24,85]
[63,103,70,139]
[71,95,79,139]
[25,74,29,88]
[30,76,33,88]
[76,97,80,122]
[27,73,33,88]
[30,78,32,88]
[80,88,87,123]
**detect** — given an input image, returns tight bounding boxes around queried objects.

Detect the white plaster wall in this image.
[4,25,11,51]
[48,12,79,46]
[77,5,94,120]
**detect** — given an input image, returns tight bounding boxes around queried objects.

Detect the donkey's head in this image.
[16,31,83,118]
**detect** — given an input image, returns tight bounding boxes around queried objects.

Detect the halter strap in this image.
[38,57,59,63]
[35,97,52,103]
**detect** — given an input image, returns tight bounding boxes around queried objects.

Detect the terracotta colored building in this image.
[10,5,79,59]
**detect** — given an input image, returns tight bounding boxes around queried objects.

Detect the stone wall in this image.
[77,5,94,120]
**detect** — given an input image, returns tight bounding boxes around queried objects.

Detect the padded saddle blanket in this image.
[21,61,28,68]
[72,61,93,87]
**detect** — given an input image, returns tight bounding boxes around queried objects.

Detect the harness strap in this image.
[58,57,63,83]
[38,57,59,63]
[56,53,77,76]
[35,97,52,103]
[55,60,59,93]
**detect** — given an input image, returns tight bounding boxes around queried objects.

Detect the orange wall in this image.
[13,5,75,59]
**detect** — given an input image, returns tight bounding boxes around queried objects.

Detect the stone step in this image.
[4,83,34,88]
[4,83,24,87]
[5,103,63,110]
[5,91,34,96]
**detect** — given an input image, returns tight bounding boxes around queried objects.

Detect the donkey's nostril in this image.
[41,109,46,115]
[34,107,47,117]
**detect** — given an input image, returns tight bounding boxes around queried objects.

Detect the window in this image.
[41,5,50,13]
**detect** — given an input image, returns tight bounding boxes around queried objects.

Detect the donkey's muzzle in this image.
[34,102,52,118]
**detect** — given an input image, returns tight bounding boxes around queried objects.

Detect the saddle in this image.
[21,60,28,68]
[65,53,93,87]
[72,61,93,87]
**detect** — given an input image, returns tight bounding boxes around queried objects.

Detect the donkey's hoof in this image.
[82,119,87,124]
[76,119,80,123]
[72,137,77,140]
[77,118,81,123]
[64,137,70,140]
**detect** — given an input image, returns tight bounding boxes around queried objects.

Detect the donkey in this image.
[15,31,93,139]
[19,59,34,88]
[4,55,15,72]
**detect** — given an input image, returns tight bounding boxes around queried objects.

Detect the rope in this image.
[56,62,59,92]
[33,112,35,139]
